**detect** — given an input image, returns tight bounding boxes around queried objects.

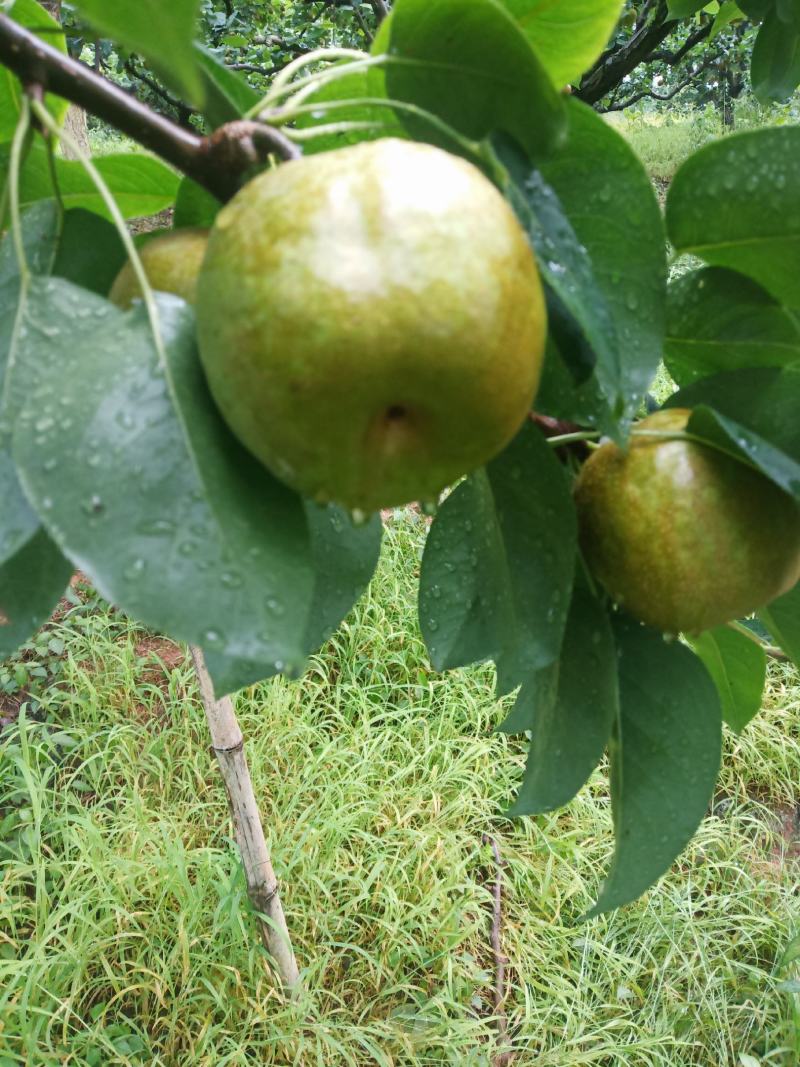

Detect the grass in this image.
[1,512,799,1065]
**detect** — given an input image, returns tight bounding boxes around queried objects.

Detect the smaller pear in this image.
[109,228,209,308]
[575,408,800,634]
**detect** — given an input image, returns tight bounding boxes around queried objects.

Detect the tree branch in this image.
[600,54,714,113]
[577,1,678,105]
[0,14,299,202]
[368,0,390,25]
[649,21,713,66]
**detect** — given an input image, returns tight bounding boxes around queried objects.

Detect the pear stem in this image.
[545,431,600,447]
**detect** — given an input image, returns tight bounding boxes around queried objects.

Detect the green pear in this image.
[195,138,547,512]
[575,408,800,634]
[109,228,209,308]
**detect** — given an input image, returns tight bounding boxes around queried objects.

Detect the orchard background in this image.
[1,1,800,1064]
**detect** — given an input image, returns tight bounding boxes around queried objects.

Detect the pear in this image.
[575,408,800,634]
[195,138,547,511]
[109,228,209,308]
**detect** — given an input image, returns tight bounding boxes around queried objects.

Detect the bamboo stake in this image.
[190,646,301,993]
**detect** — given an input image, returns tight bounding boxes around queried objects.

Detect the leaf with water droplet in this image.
[507,588,618,815]
[418,421,576,690]
[667,127,800,308]
[585,615,721,918]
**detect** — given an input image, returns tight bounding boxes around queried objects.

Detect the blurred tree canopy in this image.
[55,0,786,131]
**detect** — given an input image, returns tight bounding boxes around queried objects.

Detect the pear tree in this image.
[0,0,799,991]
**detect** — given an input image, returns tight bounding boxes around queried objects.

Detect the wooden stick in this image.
[190,646,301,993]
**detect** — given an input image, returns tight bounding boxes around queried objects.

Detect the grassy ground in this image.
[1,512,799,1066]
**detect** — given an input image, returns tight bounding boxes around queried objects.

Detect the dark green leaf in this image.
[690,626,767,733]
[586,617,722,917]
[376,0,566,162]
[499,0,626,88]
[173,178,221,229]
[665,267,800,387]
[299,61,403,154]
[20,144,180,221]
[11,282,318,693]
[739,0,774,17]
[511,99,664,432]
[52,209,127,296]
[508,588,618,815]
[759,582,800,667]
[193,44,261,128]
[687,405,800,501]
[205,503,383,693]
[497,662,558,734]
[0,203,60,567]
[1,0,67,141]
[0,527,72,661]
[498,137,617,435]
[71,0,204,106]
[667,128,800,308]
[419,421,576,693]
[751,10,800,102]
[668,367,800,497]
[303,504,382,652]
[667,0,709,13]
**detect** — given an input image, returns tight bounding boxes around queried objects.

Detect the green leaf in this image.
[690,626,766,733]
[667,128,800,308]
[586,617,722,918]
[738,0,773,17]
[535,99,665,428]
[303,504,382,653]
[497,662,558,734]
[508,588,618,815]
[0,0,67,142]
[71,0,204,106]
[193,44,261,128]
[668,367,800,498]
[499,0,625,88]
[751,10,800,102]
[689,405,800,501]
[419,421,576,693]
[52,209,127,296]
[665,267,800,387]
[668,0,713,14]
[759,582,800,667]
[19,145,180,221]
[205,503,383,694]
[299,61,403,154]
[11,282,319,692]
[0,203,60,567]
[173,177,221,230]
[0,527,72,661]
[376,0,566,162]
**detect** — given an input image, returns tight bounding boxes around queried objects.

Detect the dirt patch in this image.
[131,637,186,726]
[0,691,27,729]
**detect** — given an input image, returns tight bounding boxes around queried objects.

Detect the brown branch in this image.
[601,60,712,113]
[0,14,299,202]
[482,834,512,1067]
[368,0,390,24]
[649,21,714,65]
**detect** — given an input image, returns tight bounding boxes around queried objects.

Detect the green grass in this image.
[1,512,799,1065]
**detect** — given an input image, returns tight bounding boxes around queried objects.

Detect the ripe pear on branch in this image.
[575,408,800,635]
[195,138,547,512]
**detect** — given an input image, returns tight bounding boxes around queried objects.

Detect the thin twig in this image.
[482,833,513,1067]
